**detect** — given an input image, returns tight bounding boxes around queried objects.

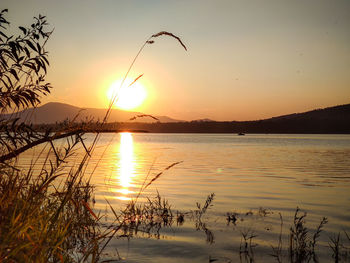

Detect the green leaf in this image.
[24,62,37,72]
[40,59,47,74]
[36,42,41,54]
[0,30,7,39]
[24,46,30,57]
[42,55,49,66]
[18,26,27,35]
[0,78,9,89]
[3,74,13,87]
[25,40,37,52]
[10,68,19,80]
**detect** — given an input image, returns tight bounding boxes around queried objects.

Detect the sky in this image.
[2,0,350,121]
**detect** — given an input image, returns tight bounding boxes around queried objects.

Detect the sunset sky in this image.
[3,0,350,121]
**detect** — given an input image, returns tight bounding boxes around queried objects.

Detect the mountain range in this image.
[1,102,350,133]
[1,102,182,124]
[113,103,350,134]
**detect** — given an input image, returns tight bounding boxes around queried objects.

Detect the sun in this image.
[107,78,147,110]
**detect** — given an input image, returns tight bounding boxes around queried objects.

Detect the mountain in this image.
[267,104,350,122]
[2,102,349,133]
[112,103,350,134]
[0,102,182,124]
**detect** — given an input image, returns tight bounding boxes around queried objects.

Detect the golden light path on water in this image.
[115,132,135,200]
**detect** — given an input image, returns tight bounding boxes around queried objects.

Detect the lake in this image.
[20,133,350,262]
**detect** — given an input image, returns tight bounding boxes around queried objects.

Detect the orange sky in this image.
[3,0,350,121]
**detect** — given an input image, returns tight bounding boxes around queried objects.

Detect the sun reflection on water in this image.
[116,132,135,200]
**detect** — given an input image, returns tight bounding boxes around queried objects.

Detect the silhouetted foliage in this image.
[0,9,86,165]
[0,9,52,111]
[0,10,103,262]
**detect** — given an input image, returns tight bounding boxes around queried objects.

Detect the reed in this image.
[288,207,328,262]
[195,193,215,220]
[327,231,350,262]
[0,143,104,261]
[270,213,283,263]
[329,233,340,263]
[193,193,215,244]
[119,191,174,239]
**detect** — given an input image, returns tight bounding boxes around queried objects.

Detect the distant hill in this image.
[2,102,350,133]
[112,103,350,134]
[252,103,350,133]
[267,104,350,122]
[0,102,182,124]
[191,118,215,122]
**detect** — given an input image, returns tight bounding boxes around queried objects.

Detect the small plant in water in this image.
[271,212,283,263]
[239,227,257,261]
[329,233,341,263]
[195,193,215,220]
[119,191,174,239]
[289,207,328,263]
[193,193,215,244]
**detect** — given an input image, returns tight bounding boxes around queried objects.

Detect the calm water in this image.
[21,133,350,262]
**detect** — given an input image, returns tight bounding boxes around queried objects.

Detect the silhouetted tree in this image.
[0,9,52,111]
[0,9,84,164]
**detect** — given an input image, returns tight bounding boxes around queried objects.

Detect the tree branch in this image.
[0,129,84,163]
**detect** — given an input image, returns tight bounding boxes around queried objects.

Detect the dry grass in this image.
[150,31,187,51]
[0,141,105,262]
[119,191,174,239]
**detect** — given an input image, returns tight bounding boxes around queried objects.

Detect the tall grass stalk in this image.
[271,212,283,262]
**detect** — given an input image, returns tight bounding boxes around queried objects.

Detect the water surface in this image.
[20,133,350,262]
